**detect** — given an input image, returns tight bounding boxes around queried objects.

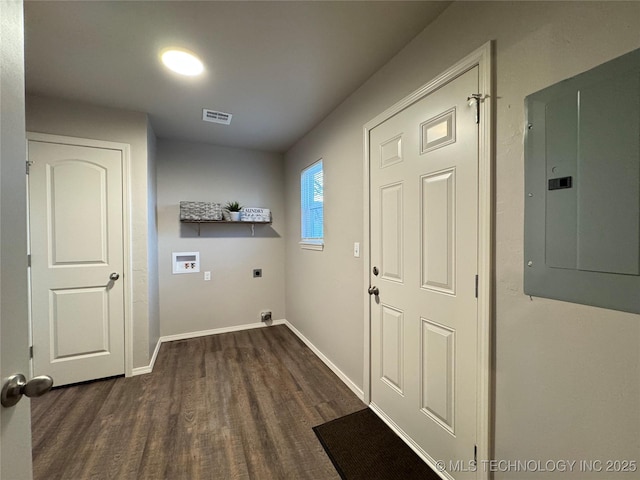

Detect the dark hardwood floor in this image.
[31,325,366,479]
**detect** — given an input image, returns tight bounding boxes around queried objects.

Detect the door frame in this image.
[362,42,493,479]
[26,132,134,379]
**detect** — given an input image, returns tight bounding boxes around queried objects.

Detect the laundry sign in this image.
[241,207,271,222]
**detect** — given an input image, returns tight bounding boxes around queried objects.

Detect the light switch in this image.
[204,271,211,281]
[354,242,360,258]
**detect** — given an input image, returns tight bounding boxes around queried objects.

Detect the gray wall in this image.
[25,95,156,369]
[284,1,640,475]
[156,139,285,337]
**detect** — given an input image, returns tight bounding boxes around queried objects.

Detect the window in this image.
[300,159,323,249]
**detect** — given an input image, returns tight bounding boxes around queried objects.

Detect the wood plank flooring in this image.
[31,325,366,480]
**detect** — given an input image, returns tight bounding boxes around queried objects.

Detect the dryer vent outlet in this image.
[261,311,272,322]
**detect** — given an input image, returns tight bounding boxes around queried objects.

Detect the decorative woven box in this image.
[179,201,223,221]
[241,207,271,222]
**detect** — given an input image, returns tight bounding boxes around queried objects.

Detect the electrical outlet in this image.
[354,242,360,258]
[253,268,262,278]
[204,271,211,281]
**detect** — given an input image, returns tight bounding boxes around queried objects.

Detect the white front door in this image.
[29,137,126,386]
[369,65,480,478]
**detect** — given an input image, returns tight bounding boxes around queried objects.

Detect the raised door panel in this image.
[50,288,110,360]
[421,169,455,294]
[421,318,455,435]
[380,183,404,283]
[380,305,404,395]
[48,161,109,266]
[380,134,403,168]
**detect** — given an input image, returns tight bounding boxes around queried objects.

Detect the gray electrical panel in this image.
[524,48,640,314]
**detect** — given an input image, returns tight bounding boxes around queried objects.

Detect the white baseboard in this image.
[159,319,286,343]
[131,337,162,376]
[131,320,286,375]
[129,319,364,403]
[282,320,364,401]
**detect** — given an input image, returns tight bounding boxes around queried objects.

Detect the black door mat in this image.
[313,408,441,480]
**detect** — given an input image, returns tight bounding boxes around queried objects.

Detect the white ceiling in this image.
[24,1,449,153]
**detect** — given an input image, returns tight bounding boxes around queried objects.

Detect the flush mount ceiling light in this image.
[160,48,204,76]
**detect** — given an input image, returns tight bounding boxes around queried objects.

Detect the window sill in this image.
[299,241,324,251]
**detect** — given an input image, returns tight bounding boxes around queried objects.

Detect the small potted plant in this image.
[224,201,243,221]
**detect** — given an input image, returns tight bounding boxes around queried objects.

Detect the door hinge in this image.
[467,94,484,124]
[26,160,33,175]
[29,346,33,359]
[27,254,31,268]
[475,274,479,298]
[473,444,478,467]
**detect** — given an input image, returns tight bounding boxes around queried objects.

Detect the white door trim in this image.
[362,42,493,479]
[26,132,134,379]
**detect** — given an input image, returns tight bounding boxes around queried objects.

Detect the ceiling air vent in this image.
[202,109,233,125]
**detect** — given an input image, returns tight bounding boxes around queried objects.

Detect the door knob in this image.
[1,374,53,408]
[109,272,120,281]
[368,286,379,296]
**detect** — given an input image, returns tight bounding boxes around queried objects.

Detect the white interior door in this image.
[1,1,34,477]
[369,66,479,478]
[29,138,126,387]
